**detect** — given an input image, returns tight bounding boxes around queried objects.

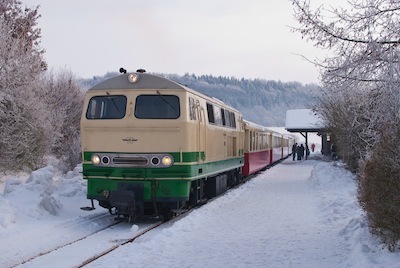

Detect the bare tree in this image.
[292,0,400,249]
[292,0,400,155]
[0,0,46,88]
[0,0,47,171]
[292,0,400,84]
[40,69,85,172]
[0,1,86,173]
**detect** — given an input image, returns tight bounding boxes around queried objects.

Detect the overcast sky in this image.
[22,0,337,84]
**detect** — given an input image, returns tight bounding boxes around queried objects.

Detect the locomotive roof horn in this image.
[119,67,127,74]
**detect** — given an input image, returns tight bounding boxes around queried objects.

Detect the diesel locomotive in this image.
[80,70,293,220]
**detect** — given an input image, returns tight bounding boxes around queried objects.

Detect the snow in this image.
[1,154,400,267]
[285,109,324,130]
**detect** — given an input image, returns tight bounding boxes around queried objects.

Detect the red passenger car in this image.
[242,120,272,176]
[243,121,295,177]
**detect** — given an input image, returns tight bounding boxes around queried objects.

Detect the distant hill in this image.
[80,72,319,126]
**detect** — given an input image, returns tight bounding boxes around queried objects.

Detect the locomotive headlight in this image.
[162,156,172,166]
[91,154,101,165]
[128,73,139,83]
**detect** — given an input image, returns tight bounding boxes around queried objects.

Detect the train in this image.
[80,69,294,221]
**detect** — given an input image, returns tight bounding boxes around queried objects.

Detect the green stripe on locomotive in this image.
[82,151,244,201]
[86,179,191,202]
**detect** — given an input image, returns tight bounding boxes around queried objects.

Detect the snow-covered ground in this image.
[1,152,400,267]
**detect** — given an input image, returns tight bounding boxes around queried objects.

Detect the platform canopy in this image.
[285,109,326,159]
[285,109,325,133]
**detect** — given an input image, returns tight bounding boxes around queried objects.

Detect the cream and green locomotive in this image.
[80,70,244,220]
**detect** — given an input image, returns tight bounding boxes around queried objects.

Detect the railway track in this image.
[76,220,164,267]
[14,219,161,268]
[11,165,278,268]
[13,211,190,268]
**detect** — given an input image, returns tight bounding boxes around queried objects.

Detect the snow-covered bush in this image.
[314,82,377,172]
[357,111,400,251]
[40,69,84,172]
[0,0,48,171]
[0,1,84,173]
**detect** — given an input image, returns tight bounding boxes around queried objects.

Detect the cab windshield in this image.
[86,95,126,119]
[135,94,180,119]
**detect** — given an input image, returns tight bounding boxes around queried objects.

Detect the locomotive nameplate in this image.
[122,137,138,144]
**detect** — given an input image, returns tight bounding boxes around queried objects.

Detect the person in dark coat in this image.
[300,144,305,160]
[292,143,297,161]
[296,145,302,160]
[331,143,337,160]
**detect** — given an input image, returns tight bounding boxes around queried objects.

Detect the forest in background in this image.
[81,72,319,126]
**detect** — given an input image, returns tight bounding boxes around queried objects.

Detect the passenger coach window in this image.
[135,95,180,119]
[86,95,127,119]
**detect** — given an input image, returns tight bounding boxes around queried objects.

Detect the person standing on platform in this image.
[292,143,297,161]
[297,145,302,160]
[300,144,305,160]
[331,143,337,160]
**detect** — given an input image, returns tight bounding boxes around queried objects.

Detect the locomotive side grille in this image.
[113,157,148,166]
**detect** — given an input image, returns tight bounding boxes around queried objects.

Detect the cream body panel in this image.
[81,89,195,153]
[81,82,244,163]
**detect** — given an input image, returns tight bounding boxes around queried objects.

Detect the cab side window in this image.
[189,97,196,120]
